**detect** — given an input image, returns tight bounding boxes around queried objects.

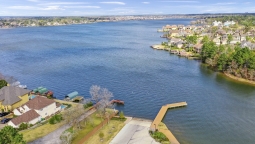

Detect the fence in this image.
[78,112,118,144]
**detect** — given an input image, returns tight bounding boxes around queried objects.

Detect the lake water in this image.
[1,19,255,144]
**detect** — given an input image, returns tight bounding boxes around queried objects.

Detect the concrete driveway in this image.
[30,109,96,144]
[110,118,160,144]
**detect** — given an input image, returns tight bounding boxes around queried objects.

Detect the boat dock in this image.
[151,102,187,144]
[110,99,124,105]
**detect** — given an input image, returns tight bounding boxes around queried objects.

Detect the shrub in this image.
[150,131,169,142]
[111,117,126,121]
[99,132,104,139]
[84,102,93,109]
[49,114,63,125]
[119,111,125,119]
[18,123,28,131]
[0,80,7,89]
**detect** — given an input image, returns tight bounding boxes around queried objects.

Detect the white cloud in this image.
[8,6,38,10]
[8,5,64,11]
[160,0,199,3]
[27,0,39,2]
[99,2,126,5]
[63,6,101,9]
[38,2,88,5]
[142,2,150,4]
[214,2,236,5]
[42,6,65,10]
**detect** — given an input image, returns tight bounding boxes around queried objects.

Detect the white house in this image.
[8,110,40,128]
[213,21,222,27]
[224,21,236,27]
[9,96,61,128]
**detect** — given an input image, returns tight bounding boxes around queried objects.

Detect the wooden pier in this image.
[151,102,187,144]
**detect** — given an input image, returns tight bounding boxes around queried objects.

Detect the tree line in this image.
[201,41,255,81]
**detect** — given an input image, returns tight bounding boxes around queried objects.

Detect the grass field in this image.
[71,112,104,144]
[19,100,91,143]
[83,119,125,144]
[20,121,65,142]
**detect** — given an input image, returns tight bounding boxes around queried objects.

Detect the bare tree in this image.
[63,104,85,126]
[60,131,75,144]
[90,85,101,108]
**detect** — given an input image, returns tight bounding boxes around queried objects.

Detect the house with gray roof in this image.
[0,86,31,112]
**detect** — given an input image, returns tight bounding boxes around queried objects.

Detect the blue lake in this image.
[1,19,255,144]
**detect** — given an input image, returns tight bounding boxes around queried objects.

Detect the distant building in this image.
[212,21,222,27]
[224,21,236,27]
[241,41,255,50]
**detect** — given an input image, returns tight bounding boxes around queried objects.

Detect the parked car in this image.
[1,118,12,124]
[0,112,9,117]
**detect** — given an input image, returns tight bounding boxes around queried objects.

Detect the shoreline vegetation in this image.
[154,15,255,85]
[0,14,249,29]
[0,15,187,29]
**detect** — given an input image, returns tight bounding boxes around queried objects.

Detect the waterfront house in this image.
[212,21,222,27]
[169,30,180,37]
[241,41,255,50]
[179,50,190,57]
[163,25,172,31]
[168,38,182,45]
[178,25,185,30]
[224,21,235,27]
[186,25,192,30]
[0,86,31,112]
[221,38,228,45]
[230,33,241,44]
[171,25,177,30]
[194,44,203,53]
[213,38,221,45]
[8,110,40,128]
[175,41,184,48]
[9,96,61,128]
[240,34,247,41]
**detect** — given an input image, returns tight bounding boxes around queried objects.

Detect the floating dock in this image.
[151,102,187,144]
[110,99,124,105]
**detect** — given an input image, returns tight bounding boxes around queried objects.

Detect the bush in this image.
[119,111,125,119]
[150,131,169,142]
[111,117,126,121]
[99,132,104,139]
[84,102,93,109]
[49,114,63,125]
[0,80,7,89]
[18,123,28,131]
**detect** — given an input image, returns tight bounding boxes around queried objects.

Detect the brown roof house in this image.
[194,44,203,53]
[0,86,31,112]
[8,96,61,128]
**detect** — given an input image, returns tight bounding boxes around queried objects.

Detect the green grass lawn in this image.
[71,112,104,144]
[20,121,65,142]
[83,119,125,144]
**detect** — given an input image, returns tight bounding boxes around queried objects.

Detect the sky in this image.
[0,0,254,16]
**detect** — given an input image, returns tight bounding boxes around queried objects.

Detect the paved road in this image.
[30,109,96,144]
[110,119,160,144]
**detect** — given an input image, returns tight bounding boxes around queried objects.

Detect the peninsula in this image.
[154,15,255,84]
